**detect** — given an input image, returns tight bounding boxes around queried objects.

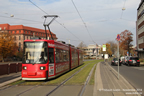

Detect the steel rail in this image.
[45,63,90,96]
[78,64,97,96]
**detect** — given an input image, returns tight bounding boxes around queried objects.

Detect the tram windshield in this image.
[22,42,48,64]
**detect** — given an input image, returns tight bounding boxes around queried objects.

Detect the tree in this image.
[77,41,86,50]
[119,30,133,56]
[0,32,17,62]
[106,41,117,55]
[99,43,112,56]
[77,41,87,55]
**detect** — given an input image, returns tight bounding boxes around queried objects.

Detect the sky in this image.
[0,0,141,47]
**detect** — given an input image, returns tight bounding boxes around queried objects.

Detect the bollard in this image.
[8,63,10,75]
[16,63,18,73]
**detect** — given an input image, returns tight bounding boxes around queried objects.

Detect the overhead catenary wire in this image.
[0,15,43,23]
[71,0,96,44]
[29,0,82,42]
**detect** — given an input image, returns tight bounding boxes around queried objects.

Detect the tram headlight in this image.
[23,66,27,70]
[40,66,46,70]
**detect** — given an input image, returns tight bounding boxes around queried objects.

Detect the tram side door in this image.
[48,48,55,76]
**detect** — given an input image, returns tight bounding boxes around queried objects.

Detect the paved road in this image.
[108,62,144,95]
[0,72,21,83]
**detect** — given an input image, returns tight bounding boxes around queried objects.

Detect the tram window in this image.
[49,48,54,63]
[63,50,67,61]
[22,42,48,64]
[59,50,64,62]
[55,48,60,63]
[55,49,69,63]
[66,51,69,61]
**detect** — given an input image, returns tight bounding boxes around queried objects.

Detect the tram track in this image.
[16,80,49,96]
[0,80,25,92]
[78,64,96,96]
[45,62,96,96]
[0,60,98,96]
[14,64,87,96]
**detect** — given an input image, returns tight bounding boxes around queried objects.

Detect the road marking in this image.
[131,67,144,70]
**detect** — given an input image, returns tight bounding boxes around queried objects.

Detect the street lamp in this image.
[122,8,125,11]
[10,14,14,17]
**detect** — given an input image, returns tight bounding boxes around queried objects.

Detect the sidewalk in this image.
[0,72,21,87]
[94,62,142,96]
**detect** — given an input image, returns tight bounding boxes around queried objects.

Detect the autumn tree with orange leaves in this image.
[100,43,112,56]
[0,32,18,62]
[119,30,133,56]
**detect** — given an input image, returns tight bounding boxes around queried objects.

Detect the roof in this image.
[137,0,144,10]
[0,23,57,39]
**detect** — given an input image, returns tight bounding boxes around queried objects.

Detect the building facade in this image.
[136,0,144,58]
[0,24,57,51]
[83,44,101,59]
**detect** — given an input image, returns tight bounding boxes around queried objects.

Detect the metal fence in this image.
[0,63,22,76]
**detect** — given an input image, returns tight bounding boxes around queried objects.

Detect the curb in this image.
[93,62,101,96]
[0,77,21,87]
[106,62,141,96]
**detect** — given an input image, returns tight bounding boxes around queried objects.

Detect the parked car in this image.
[120,56,125,64]
[126,57,140,66]
[124,56,129,65]
[111,58,122,66]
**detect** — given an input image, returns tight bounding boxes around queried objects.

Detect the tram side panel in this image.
[76,49,79,67]
[70,46,78,70]
[54,41,70,78]
[79,50,83,66]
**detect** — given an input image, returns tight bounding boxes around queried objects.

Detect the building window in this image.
[19,30,21,33]
[19,36,21,40]
[24,30,25,33]
[19,42,21,51]
[15,36,16,40]
[27,31,28,34]
[24,36,25,40]
[15,31,16,33]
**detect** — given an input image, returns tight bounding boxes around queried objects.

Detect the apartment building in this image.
[0,24,57,50]
[136,0,144,58]
[83,44,101,59]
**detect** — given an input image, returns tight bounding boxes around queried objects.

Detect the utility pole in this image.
[69,39,70,44]
[116,34,121,80]
[117,41,119,79]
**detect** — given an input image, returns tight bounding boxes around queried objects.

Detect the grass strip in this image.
[44,60,96,85]
[65,59,103,85]
[9,60,99,86]
[9,80,25,86]
[89,64,97,85]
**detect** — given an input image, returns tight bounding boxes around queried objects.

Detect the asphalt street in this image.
[108,62,144,95]
[0,72,21,83]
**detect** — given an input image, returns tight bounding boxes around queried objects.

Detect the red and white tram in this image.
[22,38,83,80]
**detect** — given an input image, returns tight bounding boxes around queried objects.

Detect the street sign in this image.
[117,34,121,41]
[103,45,106,51]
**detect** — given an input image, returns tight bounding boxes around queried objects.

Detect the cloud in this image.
[0,0,141,46]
